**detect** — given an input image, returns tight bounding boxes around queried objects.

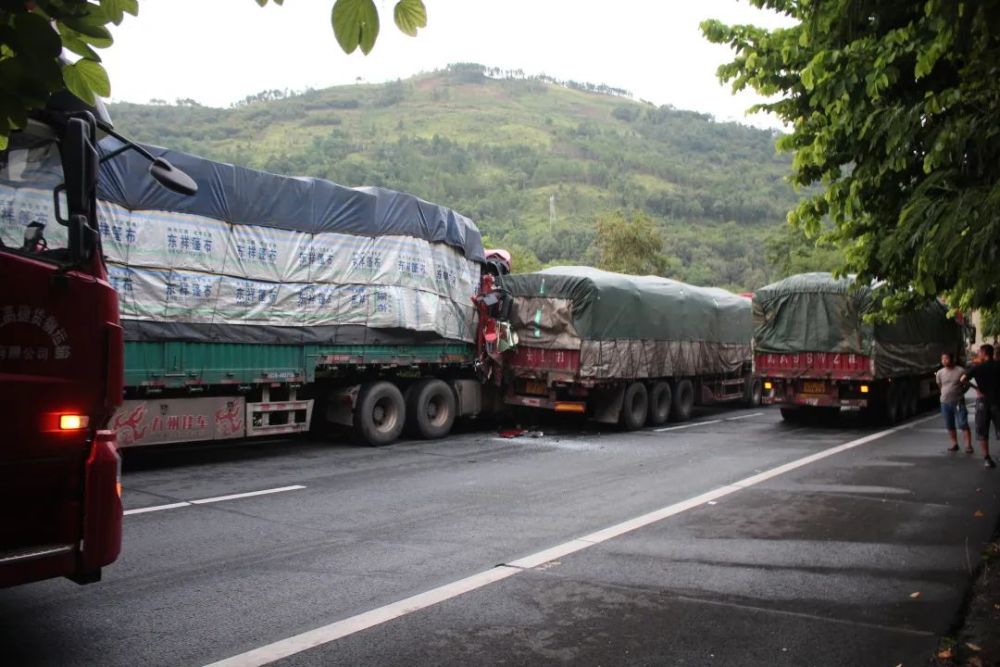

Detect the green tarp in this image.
[753,272,964,377]
[503,266,750,344]
[502,266,752,380]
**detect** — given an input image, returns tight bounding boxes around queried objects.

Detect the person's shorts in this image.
[974,399,1000,441]
[942,400,970,431]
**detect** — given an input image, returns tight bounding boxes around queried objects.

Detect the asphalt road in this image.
[2,404,998,667]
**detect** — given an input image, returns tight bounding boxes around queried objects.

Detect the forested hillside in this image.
[107,63,830,289]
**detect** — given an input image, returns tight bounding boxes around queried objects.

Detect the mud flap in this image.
[589,384,626,424]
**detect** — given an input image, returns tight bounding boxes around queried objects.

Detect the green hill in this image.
[107,63,807,289]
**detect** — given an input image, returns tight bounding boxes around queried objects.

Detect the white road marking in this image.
[204,415,935,667]
[124,485,305,516]
[189,486,306,505]
[654,419,722,432]
[124,502,192,516]
[726,411,764,421]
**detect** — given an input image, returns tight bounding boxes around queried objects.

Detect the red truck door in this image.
[0,119,122,586]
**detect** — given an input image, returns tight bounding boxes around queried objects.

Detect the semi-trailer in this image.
[91,140,509,447]
[497,266,760,427]
[754,272,966,423]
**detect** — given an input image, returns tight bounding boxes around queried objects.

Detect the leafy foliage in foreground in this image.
[0,0,424,150]
[704,0,1000,317]
[108,65,821,288]
[0,0,137,149]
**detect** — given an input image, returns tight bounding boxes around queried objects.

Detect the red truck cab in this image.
[0,113,123,587]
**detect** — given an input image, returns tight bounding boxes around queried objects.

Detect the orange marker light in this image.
[59,414,89,430]
[860,385,869,394]
[763,381,773,390]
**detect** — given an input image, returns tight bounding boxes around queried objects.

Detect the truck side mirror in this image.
[149,157,198,196]
[61,115,99,265]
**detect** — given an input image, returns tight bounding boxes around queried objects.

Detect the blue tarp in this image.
[96,138,485,262]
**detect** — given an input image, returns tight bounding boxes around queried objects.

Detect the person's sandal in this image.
[965,447,974,454]
[947,445,959,452]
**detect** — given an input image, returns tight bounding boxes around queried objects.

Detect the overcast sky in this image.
[101,0,792,128]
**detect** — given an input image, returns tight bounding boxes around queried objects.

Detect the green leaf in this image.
[62,59,111,105]
[97,0,139,25]
[59,16,113,42]
[12,12,63,58]
[0,134,7,151]
[59,29,102,61]
[393,0,427,37]
[332,0,380,55]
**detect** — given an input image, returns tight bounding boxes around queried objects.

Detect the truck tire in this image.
[406,378,456,440]
[904,380,918,419]
[620,382,648,430]
[355,381,405,446]
[744,376,763,407]
[780,407,800,423]
[671,379,695,422]
[647,381,672,426]
[883,383,900,425]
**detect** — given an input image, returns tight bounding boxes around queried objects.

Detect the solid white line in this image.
[124,485,305,516]
[124,502,192,516]
[204,566,521,667]
[654,419,722,432]
[726,411,764,421]
[204,415,936,667]
[189,485,306,505]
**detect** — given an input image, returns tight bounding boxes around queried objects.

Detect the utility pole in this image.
[549,195,556,232]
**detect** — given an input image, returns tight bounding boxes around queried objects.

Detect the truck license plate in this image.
[524,381,548,396]
[802,381,826,394]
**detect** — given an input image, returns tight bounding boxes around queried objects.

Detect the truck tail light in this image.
[860,385,869,394]
[59,414,90,430]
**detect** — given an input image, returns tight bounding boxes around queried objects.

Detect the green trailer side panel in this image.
[124,341,475,389]
[124,341,320,387]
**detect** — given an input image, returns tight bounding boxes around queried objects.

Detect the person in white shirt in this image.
[936,352,972,454]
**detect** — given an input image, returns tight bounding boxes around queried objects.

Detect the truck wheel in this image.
[904,380,918,419]
[620,382,648,430]
[671,379,695,422]
[744,376,763,407]
[355,381,405,446]
[883,383,900,425]
[406,378,456,440]
[646,381,672,426]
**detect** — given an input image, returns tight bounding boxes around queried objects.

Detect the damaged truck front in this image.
[499,266,759,429]
[754,272,965,423]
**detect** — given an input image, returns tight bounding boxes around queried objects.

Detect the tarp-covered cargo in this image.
[503,266,752,380]
[0,138,487,345]
[753,272,964,377]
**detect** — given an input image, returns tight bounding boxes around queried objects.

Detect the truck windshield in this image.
[0,129,71,264]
